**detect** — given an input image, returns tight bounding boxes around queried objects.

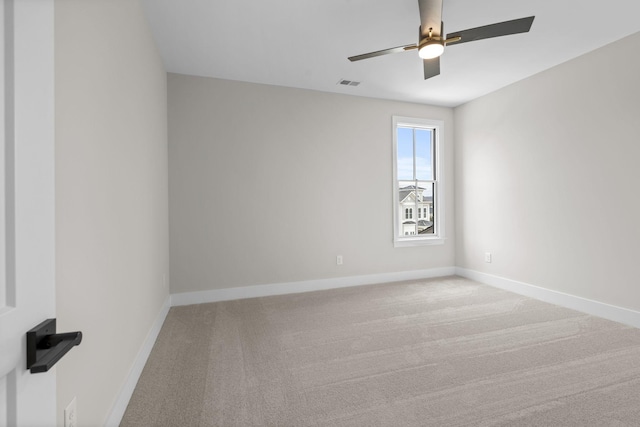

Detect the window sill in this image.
[394,237,445,247]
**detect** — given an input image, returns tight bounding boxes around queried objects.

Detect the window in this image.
[392,116,444,246]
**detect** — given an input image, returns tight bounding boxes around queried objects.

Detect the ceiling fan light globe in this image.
[418,41,444,59]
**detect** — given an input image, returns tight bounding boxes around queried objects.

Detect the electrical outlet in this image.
[64,397,77,427]
[336,255,343,265]
[485,252,492,263]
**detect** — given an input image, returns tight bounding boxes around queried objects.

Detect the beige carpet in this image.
[120,276,640,426]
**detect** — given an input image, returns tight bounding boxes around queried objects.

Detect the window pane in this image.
[397,127,414,180]
[416,182,434,235]
[398,181,418,236]
[415,128,433,181]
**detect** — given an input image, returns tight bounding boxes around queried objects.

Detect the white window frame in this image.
[392,116,445,247]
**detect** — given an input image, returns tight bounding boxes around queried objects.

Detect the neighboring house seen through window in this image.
[392,116,444,246]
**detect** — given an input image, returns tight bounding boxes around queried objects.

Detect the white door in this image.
[0,0,56,426]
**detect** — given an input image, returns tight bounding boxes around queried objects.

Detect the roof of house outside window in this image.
[399,185,433,203]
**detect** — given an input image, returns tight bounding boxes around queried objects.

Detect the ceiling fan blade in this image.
[418,0,443,38]
[348,44,417,62]
[423,57,440,80]
[446,16,535,46]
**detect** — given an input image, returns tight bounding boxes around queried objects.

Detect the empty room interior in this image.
[5,0,640,426]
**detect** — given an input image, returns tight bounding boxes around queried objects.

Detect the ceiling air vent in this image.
[337,79,360,87]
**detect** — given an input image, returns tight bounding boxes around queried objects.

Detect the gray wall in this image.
[168,74,455,294]
[455,31,640,311]
[55,1,169,425]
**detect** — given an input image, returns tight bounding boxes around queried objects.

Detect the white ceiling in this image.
[141,0,640,107]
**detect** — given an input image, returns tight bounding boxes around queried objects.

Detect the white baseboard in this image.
[456,267,640,329]
[104,295,171,427]
[170,267,456,307]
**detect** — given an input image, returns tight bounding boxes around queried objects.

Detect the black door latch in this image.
[27,319,82,373]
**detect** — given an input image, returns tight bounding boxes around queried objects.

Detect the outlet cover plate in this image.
[64,397,77,427]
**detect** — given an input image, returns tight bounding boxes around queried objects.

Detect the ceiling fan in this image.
[348,0,535,80]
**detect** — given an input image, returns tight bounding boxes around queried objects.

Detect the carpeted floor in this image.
[120,276,640,426]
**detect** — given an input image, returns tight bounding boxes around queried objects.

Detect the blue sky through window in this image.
[397,127,433,181]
